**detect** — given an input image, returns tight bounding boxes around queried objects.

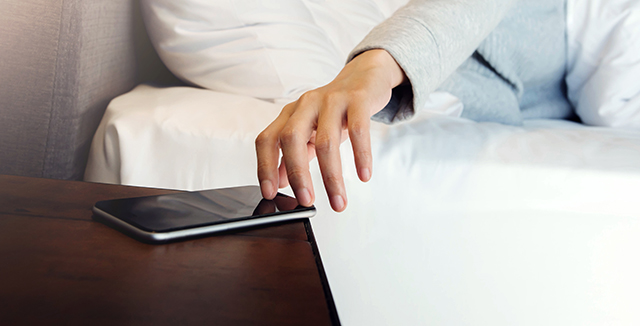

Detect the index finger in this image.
[255,106,293,200]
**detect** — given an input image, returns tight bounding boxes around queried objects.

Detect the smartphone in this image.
[92,185,315,243]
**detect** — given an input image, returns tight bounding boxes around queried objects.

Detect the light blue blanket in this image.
[351,0,573,126]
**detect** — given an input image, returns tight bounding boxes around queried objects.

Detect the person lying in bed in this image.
[256,0,571,212]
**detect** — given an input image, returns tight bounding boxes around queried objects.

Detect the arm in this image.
[256,0,517,212]
[350,0,517,123]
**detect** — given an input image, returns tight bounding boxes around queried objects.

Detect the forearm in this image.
[349,0,518,122]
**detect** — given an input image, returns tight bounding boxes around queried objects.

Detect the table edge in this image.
[305,219,341,326]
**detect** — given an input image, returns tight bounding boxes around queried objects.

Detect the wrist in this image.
[360,49,406,89]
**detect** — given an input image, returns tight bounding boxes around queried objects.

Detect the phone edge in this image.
[92,206,316,243]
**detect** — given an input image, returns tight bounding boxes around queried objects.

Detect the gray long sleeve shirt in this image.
[349,0,572,125]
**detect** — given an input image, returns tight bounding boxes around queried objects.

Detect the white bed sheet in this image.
[86,85,640,325]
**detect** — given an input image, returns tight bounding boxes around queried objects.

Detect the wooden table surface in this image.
[0,175,339,325]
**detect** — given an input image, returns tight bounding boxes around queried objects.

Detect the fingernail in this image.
[360,168,371,182]
[298,188,312,206]
[261,180,274,198]
[330,195,345,212]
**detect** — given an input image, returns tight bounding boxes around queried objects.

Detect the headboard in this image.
[0,0,181,180]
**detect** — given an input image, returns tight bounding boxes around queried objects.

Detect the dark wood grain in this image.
[0,175,308,241]
[0,175,334,325]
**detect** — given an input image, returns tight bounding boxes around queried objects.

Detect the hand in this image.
[255,49,406,212]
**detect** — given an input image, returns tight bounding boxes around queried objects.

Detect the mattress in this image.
[86,84,640,325]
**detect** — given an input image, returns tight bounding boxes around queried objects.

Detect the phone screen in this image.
[94,186,309,233]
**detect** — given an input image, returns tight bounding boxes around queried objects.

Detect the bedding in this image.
[140,0,408,104]
[566,0,640,128]
[86,84,640,325]
[87,0,640,324]
[141,0,640,128]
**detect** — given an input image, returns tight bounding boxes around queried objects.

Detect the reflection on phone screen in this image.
[110,186,302,232]
[251,194,300,216]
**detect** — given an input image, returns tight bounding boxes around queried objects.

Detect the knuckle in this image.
[286,166,307,181]
[323,173,343,187]
[255,131,272,147]
[349,122,368,139]
[256,160,273,173]
[314,133,336,154]
[298,90,320,104]
[323,91,344,106]
[281,102,296,113]
[355,149,372,162]
[279,127,301,146]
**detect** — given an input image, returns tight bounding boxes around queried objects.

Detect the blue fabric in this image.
[437,0,573,125]
[359,0,573,125]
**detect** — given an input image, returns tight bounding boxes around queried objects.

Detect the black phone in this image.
[92,185,315,243]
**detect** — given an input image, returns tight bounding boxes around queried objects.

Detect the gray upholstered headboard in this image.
[0,0,181,180]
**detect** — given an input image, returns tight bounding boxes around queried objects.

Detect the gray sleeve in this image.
[348,0,518,123]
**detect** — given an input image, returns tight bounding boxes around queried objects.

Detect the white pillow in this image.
[140,0,408,104]
[566,0,640,128]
